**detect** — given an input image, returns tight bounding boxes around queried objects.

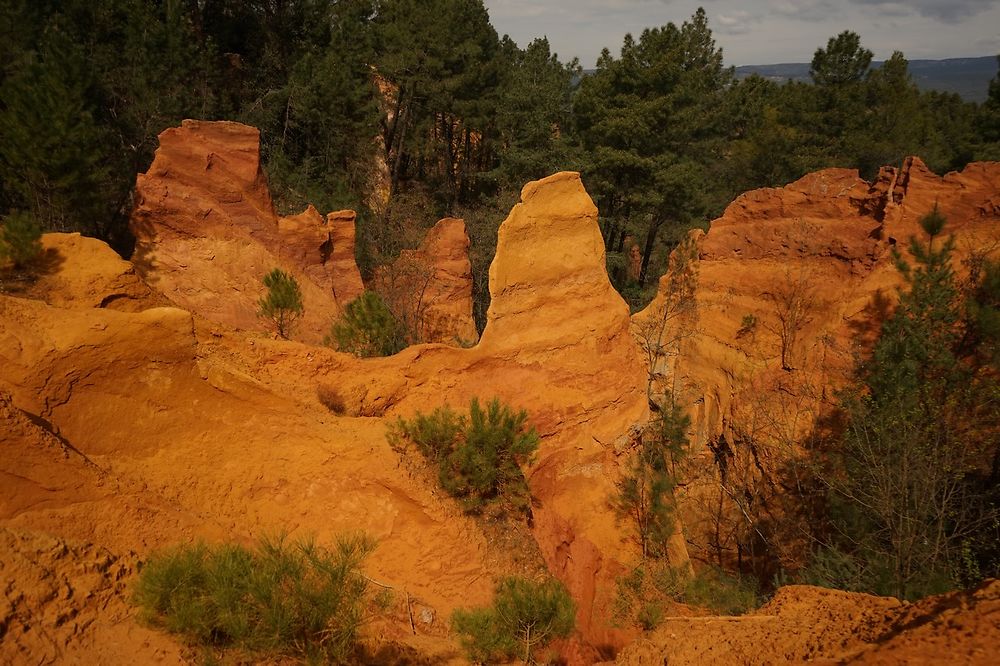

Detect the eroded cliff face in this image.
[129,120,482,347]
[130,120,363,342]
[0,291,498,662]
[614,579,1000,665]
[637,157,1000,568]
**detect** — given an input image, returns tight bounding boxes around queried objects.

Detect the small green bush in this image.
[326,291,405,357]
[0,210,42,269]
[736,313,758,338]
[133,533,373,663]
[614,563,760,629]
[452,576,576,664]
[258,268,304,339]
[389,404,463,461]
[681,566,760,615]
[392,398,540,516]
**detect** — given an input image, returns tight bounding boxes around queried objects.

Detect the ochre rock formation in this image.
[637,157,1000,566]
[5,155,999,664]
[18,233,161,311]
[325,209,366,306]
[0,288,501,664]
[416,217,478,344]
[129,120,364,342]
[376,217,478,345]
[233,173,654,658]
[0,289,496,586]
[0,527,185,664]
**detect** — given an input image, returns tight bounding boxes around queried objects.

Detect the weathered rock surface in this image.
[129,120,364,342]
[0,527,184,665]
[0,284,503,664]
[10,157,997,664]
[0,289,496,599]
[637,157,1000,566]
[612,580,1000,665]
[377,217,478,345]
[17,233,161,311]
[325,209,366,306]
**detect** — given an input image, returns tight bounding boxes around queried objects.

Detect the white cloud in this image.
[851,0,999,23]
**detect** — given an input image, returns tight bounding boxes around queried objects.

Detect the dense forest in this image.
[2,0,999,323]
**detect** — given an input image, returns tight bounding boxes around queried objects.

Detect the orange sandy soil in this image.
[612,581,1000,665]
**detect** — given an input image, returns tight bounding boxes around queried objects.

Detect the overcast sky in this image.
[482,0,1000,67]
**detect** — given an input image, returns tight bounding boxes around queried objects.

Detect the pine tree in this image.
[819,207,1000,599]
[325,291,404,357]
[0,210,42,269]
[810,31,872,86]
[258,268,304,339]
[615,401,691,559]
[0,32,112,234]
[574,8,726,286]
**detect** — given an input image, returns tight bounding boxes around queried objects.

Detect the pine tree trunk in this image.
[638,217,664,286]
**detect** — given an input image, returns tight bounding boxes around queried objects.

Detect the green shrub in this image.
[614,563,759,629]
[326,291,405,357]
[797,545,868,593]
[614,401,690,559]
[391,398,540,517]
[133,533,373,663]
[452,576,576,664]
[0,210,42,269]
[681,566,760,615]
[390,404,463,461]
[736,313,758,338]
[258,268,304,339]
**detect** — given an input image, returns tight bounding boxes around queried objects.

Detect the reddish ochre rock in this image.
[324,209,365,307]
[615,580,1000,665]
[0,292,497,662]
[376,217,478,345]
[23,233,161,311]
[636,157,1000,564]
[129,120,364,342]
[2,171,647,664]
[7,157,998,665]
[416,217,478,344]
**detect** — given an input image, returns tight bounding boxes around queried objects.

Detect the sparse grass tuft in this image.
[317,384,348,415]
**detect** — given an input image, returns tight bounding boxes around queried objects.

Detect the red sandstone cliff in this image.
[129,120,365,342]
[636,157,1000,568]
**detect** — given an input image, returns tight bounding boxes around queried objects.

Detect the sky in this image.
[482,0,1000,67]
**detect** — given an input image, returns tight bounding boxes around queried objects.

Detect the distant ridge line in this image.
[734,55,998,103]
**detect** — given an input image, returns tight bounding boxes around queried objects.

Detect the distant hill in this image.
[734,56,998,103]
